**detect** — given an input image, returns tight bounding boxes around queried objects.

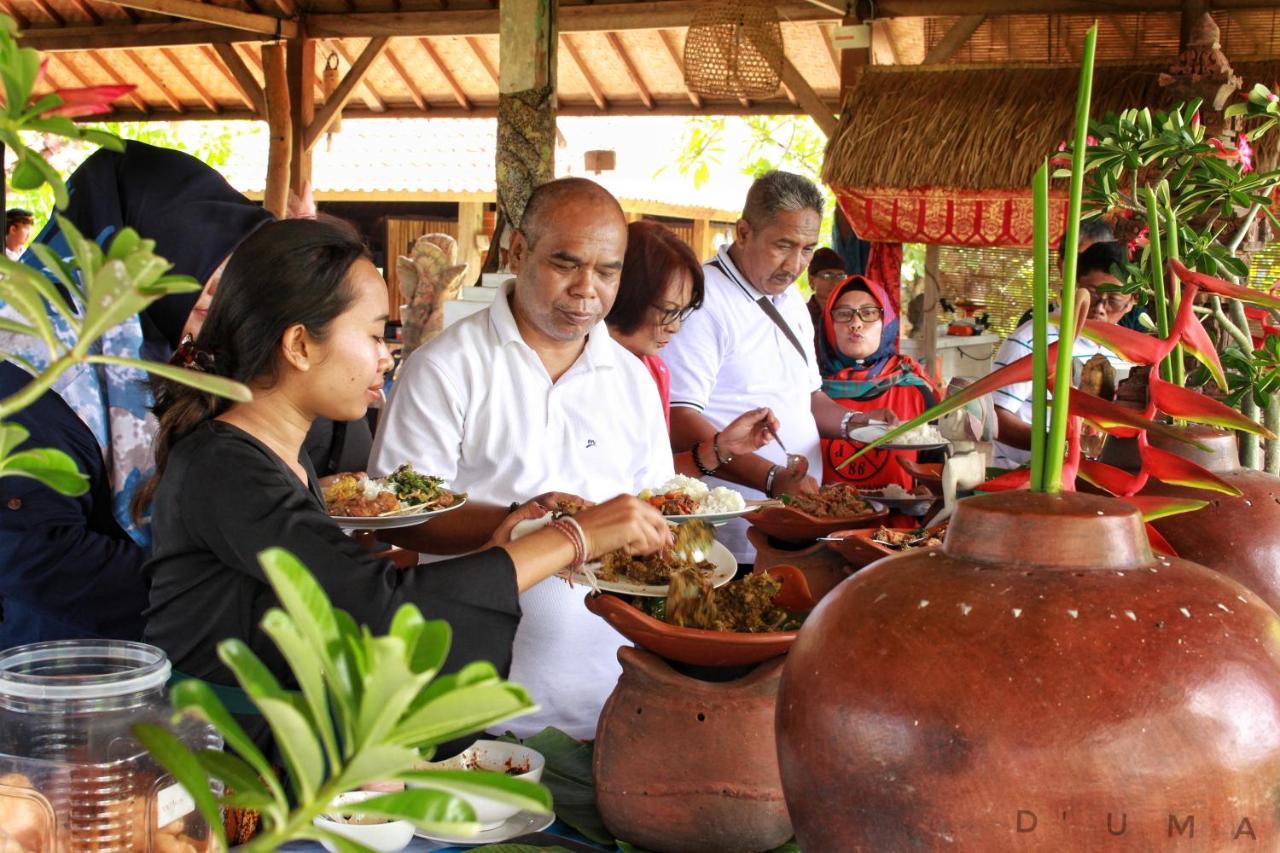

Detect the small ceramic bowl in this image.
[312,791,415,853]
[416,740,545,829]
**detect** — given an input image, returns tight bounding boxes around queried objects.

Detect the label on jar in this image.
[155,781,196,827]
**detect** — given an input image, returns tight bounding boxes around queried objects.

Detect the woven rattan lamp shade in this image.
[683,0,784,100]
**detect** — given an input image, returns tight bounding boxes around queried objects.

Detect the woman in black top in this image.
[141,219,670,704]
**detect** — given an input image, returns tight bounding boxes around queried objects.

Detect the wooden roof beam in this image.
[563,34,607,111]
[29,0,65,26]
[922,14,985,63]
[162,46,219,112]
[21,22,255,51]
[465,36,499,85]
[657,28,701,108]
[102,0,297,37]
[417,37,471,111]
[124,48,185,112]
[210,42,265,114]
[305,1,838,40]
[64,0,102,25]
[305,36,388,151]
[780,58,836,136]
[0,0,28,29]
[84,52,150,113]
[382,44,427,111]
[605,32,652,110]
[331,39,387,113]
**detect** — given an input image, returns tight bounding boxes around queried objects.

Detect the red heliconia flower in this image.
[27,58,133,118]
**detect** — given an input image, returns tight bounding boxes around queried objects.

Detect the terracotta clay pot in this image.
[595,647,793,853]
[777,491,1280,851]
[747,526,855,602]
[746,502,886,545]
[1105,425,1280,614]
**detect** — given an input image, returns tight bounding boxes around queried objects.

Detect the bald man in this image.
[369,177,674,739]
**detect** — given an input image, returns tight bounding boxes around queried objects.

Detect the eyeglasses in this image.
[811,270,847,282]
[1081,290,1132,312]
[831,306,884,324]
[653,304,695,327]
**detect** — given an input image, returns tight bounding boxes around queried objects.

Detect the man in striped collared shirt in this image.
[991,241,1134,468]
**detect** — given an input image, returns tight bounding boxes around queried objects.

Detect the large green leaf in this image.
[503,728,610,844]
[0,422,26,458]
[340,788,478,836]
[0,447,89,495]
[131,724,228,850]
[330,744,421,794]
[169,679,278,795]
[256,696,325,804]
[193,749,276,812]
[393,683,536,748]
[405,660,501,717]
[87,355,252,402]
[400,769,552,814]
[260,608,339,766]
[26,242,82,301]
[308,830,374,853]
[217,638,288,702]
[356,636,430,751]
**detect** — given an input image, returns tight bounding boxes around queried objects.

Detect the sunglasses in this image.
[831,306,884,324]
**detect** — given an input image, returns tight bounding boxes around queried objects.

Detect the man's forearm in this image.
[670,405,774,493]
[995,406,1034,451]
[380,502,511,555]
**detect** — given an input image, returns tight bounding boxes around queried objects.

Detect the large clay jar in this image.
[1105,425,1280,613]
[595,646,792,853]
[777,491,1280,851]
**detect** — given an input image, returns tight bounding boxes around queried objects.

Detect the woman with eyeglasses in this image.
[606,220,779,477]
[817,275,939,490]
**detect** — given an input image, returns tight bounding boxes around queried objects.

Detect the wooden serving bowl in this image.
[584,566,815,668]
[746,502,887,545]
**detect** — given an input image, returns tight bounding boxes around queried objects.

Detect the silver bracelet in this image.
[764,464,780,498]
[840,410,860,439]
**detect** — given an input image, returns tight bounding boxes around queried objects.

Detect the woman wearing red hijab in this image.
[818,275,939,489]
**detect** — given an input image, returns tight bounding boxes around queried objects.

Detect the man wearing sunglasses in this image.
[991,240,1135,468]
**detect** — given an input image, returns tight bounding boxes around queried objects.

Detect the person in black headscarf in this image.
[0,141,274,647]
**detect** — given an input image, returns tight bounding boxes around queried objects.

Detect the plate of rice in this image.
[637,475,759,526]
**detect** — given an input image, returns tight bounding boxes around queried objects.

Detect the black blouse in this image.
[143,420,521,692]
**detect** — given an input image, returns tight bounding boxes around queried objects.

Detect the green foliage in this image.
[137,547,551,852]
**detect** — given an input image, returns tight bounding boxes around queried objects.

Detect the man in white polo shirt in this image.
[663,171,891,562]
[368,177,674,739]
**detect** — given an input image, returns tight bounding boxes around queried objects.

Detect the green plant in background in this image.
[1082,83,1280,471]
[0,11,251,496]
[136,547,552,852]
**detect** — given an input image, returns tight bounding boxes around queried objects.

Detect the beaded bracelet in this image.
[691,440,718,477]
[561,515,591,563]
[548,518,584,569]
[712,432,734,466]
[764,464,781,498]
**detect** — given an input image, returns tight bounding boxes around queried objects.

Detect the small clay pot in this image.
[746,503,886,545]
[595,647,793,853]
[747,526,855,602]
[777,491,1280,851]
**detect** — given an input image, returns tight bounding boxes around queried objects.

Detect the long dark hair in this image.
[606,220,705,335]
[132,218,370,519]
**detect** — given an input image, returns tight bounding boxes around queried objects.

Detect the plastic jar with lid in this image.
[0,639,221,853]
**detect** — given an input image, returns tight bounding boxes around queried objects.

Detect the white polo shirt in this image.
[369,279,674,739]
[991,319,1128,469]
[663,245,823,562]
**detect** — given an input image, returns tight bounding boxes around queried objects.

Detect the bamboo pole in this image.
[1266,394,1280,475]
[1144,187,1170,381]
[262,42,290,219]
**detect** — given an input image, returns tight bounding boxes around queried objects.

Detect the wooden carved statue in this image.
[396,233,468,363]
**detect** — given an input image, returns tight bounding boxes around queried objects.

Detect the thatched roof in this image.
[822,59,1280,193]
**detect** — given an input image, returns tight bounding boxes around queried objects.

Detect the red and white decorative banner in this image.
[836,187,1072,248]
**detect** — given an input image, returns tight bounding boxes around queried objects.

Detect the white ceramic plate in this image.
[332,497,466,530]
[413,809,555,846]
[510,517,737,597]
[847,424,948,451]
[660,505,761,526]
